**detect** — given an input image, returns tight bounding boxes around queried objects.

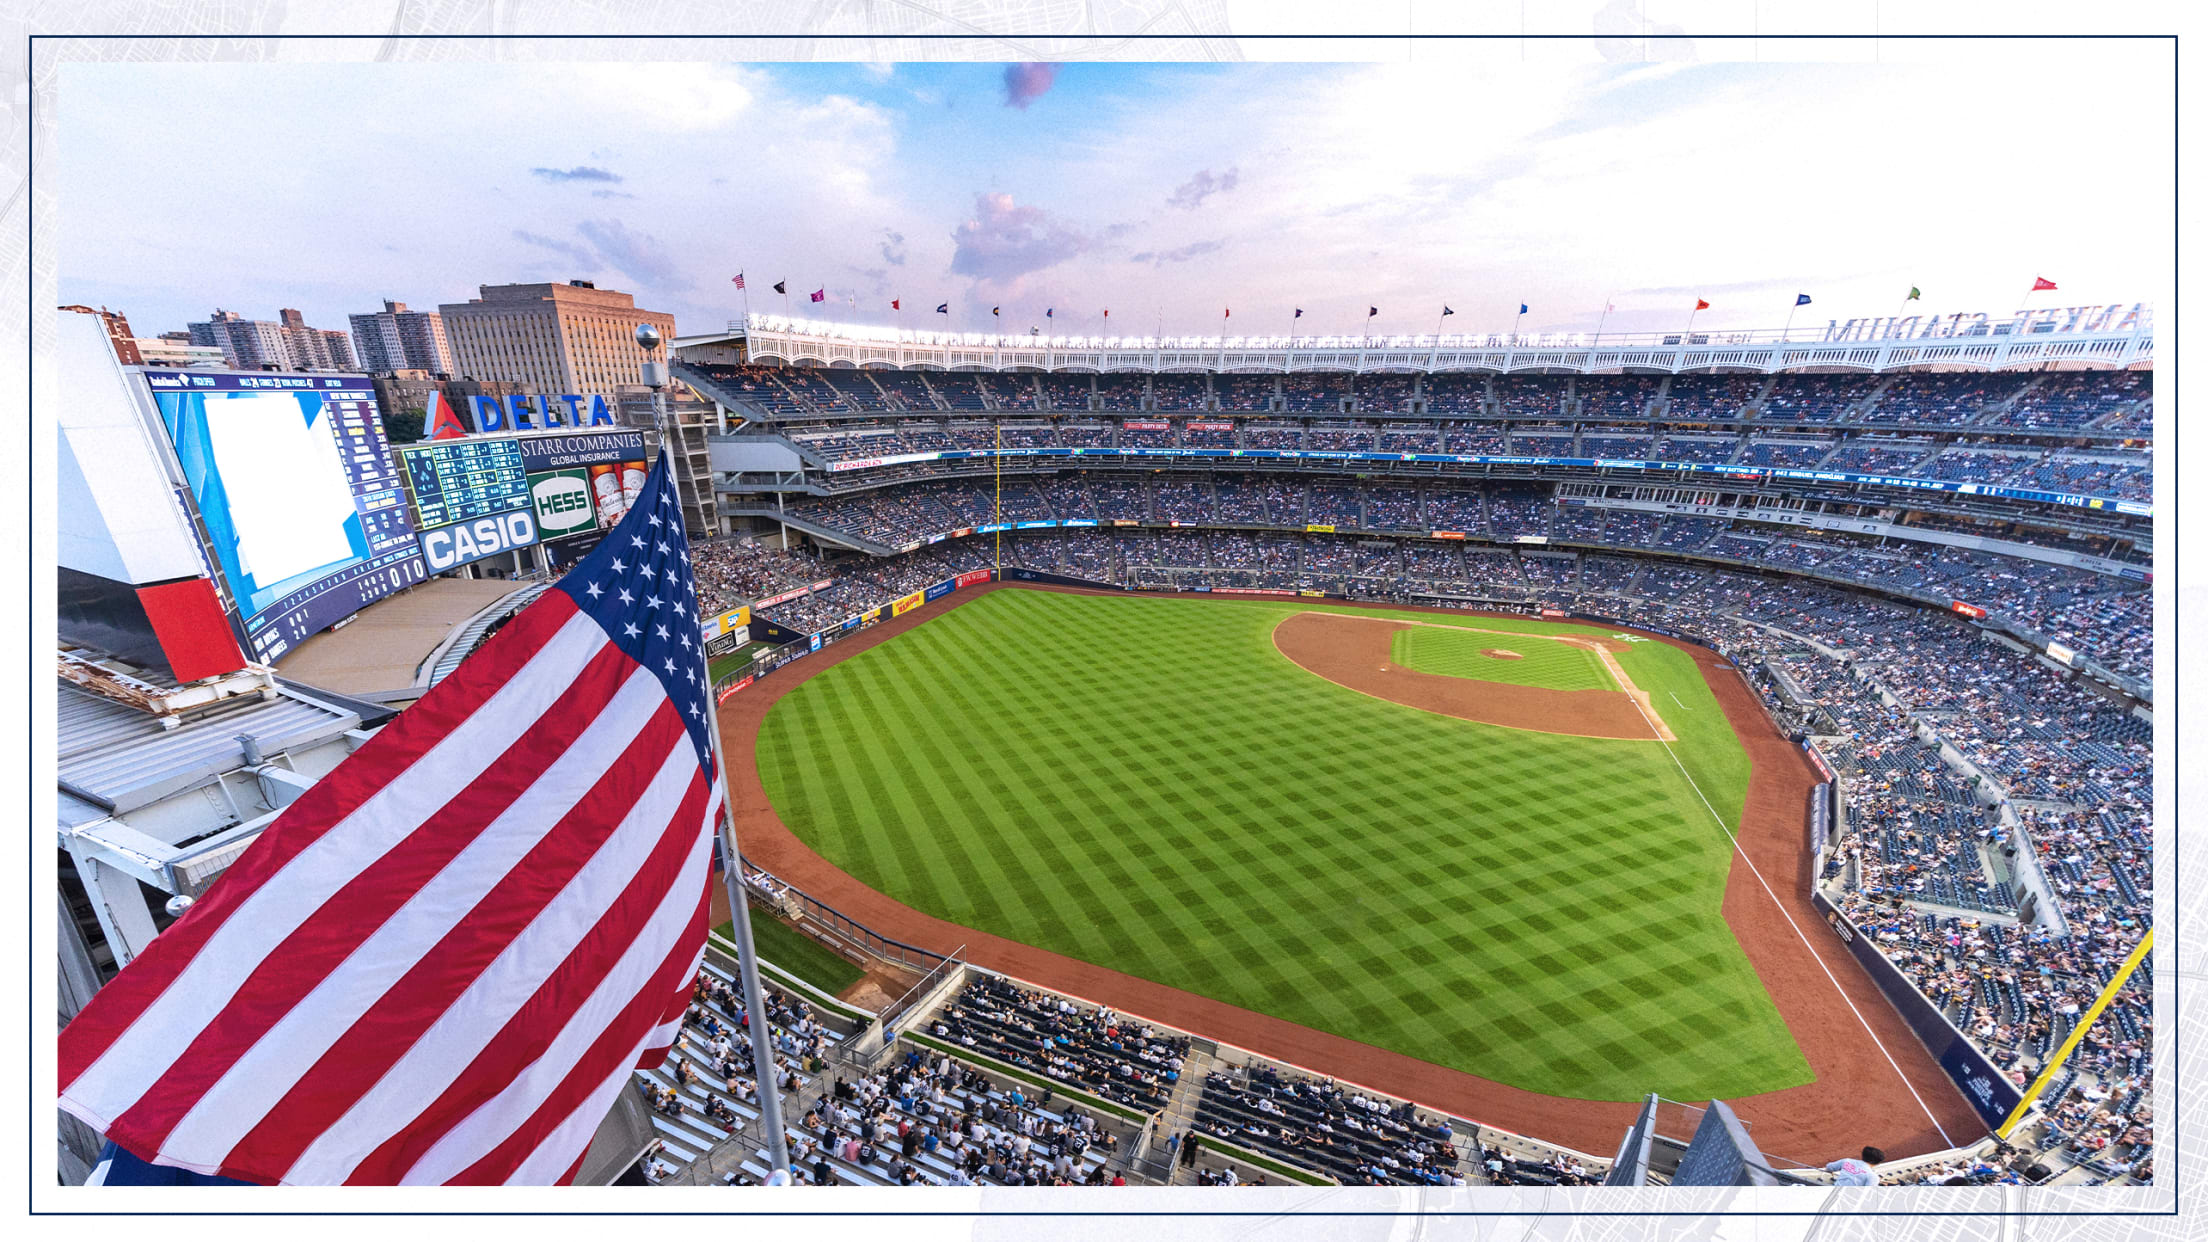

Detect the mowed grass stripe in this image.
[756,589,1808,1102]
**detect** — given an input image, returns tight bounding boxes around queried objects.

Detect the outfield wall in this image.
[1808,891,2020,1133]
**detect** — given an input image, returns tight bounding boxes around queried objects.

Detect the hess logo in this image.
[532,473,595,532]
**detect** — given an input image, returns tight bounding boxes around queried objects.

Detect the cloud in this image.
[879,229,907,266]
[1002,63,1060,109]
[590,189,635,200]
[1166,167,1239,210]
[575,218,692,292]
[862,62,894,82]
[530,165,623,184]
[949,192,1089,285]
[511,228,595,268]
[1130,238,1227,267]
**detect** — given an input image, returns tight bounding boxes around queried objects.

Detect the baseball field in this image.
[753,587,1813,1103]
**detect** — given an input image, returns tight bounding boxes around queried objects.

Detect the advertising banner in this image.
[1122,420,1170,430]
[809,633,823,652]
[527,468,602,538]
[418,509,538,572]
[715,674,754,703]
[1306,523,1336,533]
[2045,640,2079,666]
[892,590,925,616]
[1812,891,2023,1130]
[1539,608,1568,618]
[1430,530,1466,540]
[518,429,649,472]
[956,569,994,588]
[1950,601,1988,619]
[925,579,956,602]
[1186,420,1235,431]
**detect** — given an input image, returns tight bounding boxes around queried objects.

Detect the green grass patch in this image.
[757,589,1808,1102]
[1390,624,1616,691]
[715,909,865,997]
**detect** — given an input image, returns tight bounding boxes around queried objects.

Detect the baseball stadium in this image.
[48,58,2158,1196]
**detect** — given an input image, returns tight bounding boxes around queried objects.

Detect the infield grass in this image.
[1390,623,1617,691]
[756,588,1808,1102]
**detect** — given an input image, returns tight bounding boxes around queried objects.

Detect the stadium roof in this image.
[685,306,2152,376]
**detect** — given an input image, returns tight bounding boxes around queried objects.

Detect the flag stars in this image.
[664,658,678,675]
[623,622,641,638]
[611,558,626,573]
[647,595,663,610]
[656,624,670,639]
[619,588,634,605]
[586,582,603,599]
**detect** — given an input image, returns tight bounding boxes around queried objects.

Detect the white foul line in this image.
[1620,671,1956,1148]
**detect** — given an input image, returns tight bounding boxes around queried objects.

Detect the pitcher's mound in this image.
[1482,649,1524,660]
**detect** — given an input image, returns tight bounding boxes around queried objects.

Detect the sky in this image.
[54,52,2174,345]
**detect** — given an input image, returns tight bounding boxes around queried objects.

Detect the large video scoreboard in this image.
[401,438,531,530]
[142,369,427,662]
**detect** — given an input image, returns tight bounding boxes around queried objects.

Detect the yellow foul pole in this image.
[1996,927,2153,1139]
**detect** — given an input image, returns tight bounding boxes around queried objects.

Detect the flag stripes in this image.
[57,455,723,1185]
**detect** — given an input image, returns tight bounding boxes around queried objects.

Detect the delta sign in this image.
[424,390,623,437]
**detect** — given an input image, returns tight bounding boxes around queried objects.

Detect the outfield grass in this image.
[756,589,1807,1102]
[1390,623,1616,691]
[714,908,866,996]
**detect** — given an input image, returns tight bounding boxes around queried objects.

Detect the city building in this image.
[187,307,359,371]
[440,279,676,397]
[349,298,454,374]
[57,305,141,364]
[367,370,526,443]
[131,338,226,368]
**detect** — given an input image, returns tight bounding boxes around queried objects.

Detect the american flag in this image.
[58,455,722,1185]
[731,272,745,289]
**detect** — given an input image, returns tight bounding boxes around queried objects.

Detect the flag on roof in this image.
[936,303,948,314]
[1046,308,1054,318]
[1367,306,1378,317]
[1441,306,1454,317]
[1795,293,1812,306]
[1223,308,1231,319]
[1518,304,1528,314]
[730,273,744,289]
[57,455,721,1185]
[1293,308,1303,319]
[890,299,900,311]
[1103,309,1110,318]
[772,281,786,295]
[991,306,1000,316]
[809,288,826,303]
[1907,287,1922,301]
[2032,276,2058,292]
[1695,298,1710,311]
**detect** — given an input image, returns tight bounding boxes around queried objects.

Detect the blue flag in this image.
[1046,308,1054,318]
[1796,293,1812,306]
[1519,303,1528,314]
[1442,306,1454,316]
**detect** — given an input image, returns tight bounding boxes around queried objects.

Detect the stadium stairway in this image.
[421,584,553,690]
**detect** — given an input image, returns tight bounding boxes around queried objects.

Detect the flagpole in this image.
[1593,293,1613,342]
[1783,299,1800,337]
[639,343,793,1179]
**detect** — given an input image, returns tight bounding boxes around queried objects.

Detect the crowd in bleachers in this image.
[933,977,1191,1114]
[1195,1064,1473,1186]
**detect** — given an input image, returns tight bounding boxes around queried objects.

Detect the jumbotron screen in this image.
[143,370,425,662]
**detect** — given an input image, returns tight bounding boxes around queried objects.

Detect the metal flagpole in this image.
[1592,295,1614,343]
[994,421,1003,574]
[636,323,793,1179]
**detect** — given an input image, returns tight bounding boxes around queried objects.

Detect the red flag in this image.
[2032,277,2057,292]
[730,273,744,289]
[1695,298,1710,311]
[1103,309,1110,318]
[57,458,721,1185]
[1224,308,1231,319]
[890,299,900,311]
[809,288,826,303]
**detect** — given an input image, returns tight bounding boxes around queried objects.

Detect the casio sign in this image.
[532,472,596,535]
[421,510,538,572]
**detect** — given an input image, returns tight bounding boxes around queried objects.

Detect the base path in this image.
[1271,610,1672,741]
[718,581,1984,1161]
